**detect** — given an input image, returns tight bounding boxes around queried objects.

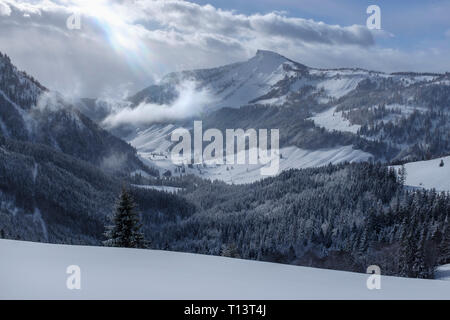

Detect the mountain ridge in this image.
[129,49,448,109]
[117,49,450,168]
[0,51,156,176]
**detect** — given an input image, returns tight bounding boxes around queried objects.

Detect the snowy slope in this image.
[129,124,177,153]
[393,156,450,192]
[187,145,371,185]
[131,184,182,193]
[128,122,372,185]
[309,106,360,134]
[135,142,372,184]
[1,239,449,299]
[316,76,364,101]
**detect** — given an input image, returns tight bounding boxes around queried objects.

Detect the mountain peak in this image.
[248,49,290,71]
[252,50,307,70]
[255,49,286,59]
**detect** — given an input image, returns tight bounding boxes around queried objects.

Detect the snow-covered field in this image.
[316,76,363,100]
[129,124,372,185]
[131,184,182,193]
[1,239,449,299]
[393,156,450,192]
[137,144,372,185]
[309,107,361,134]
[188,145,371,184]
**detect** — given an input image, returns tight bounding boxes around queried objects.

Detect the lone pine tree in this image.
[103,188,147,249]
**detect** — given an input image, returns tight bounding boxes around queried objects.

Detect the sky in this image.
[0,0,449,98]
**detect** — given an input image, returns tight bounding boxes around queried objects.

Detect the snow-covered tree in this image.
[439,223,450,265]
[398,165,407,186]
[103,188,147,249]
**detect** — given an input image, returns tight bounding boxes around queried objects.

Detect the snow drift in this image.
[1,240,449,299]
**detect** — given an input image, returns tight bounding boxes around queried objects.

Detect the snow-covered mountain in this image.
[2,239,450,299]
[111,49,450,183]
[130,50,309,109]
[130,49,445,110]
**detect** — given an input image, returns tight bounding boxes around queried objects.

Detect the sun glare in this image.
[72,0,151,75]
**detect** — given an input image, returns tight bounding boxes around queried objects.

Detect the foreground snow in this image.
[1,240,449,299]
[393,156,450,192]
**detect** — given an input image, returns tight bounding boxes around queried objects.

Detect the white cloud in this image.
[102,80,213,127]
[0,0,449,98]
[133,1,374,46]
[0,1,11,16]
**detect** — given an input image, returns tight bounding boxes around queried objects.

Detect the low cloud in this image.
[0,0,449,98]
[100,153,127,171]
[102,81,213,127]
[0,1,11,16]
[34,91,62,111]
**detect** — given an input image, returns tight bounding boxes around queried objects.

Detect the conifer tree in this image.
[439,223,450,264]
[398,165,407,186]
[413,228,428,278]
[103,188,147,249]
[399,218,416,277]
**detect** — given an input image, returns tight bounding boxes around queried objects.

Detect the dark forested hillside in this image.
[143,163,450,279]
[1,132,448,278]
[0,52,157,177]
[0,135,188,244]
[197,104,392,158]
[0,51,167,245]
